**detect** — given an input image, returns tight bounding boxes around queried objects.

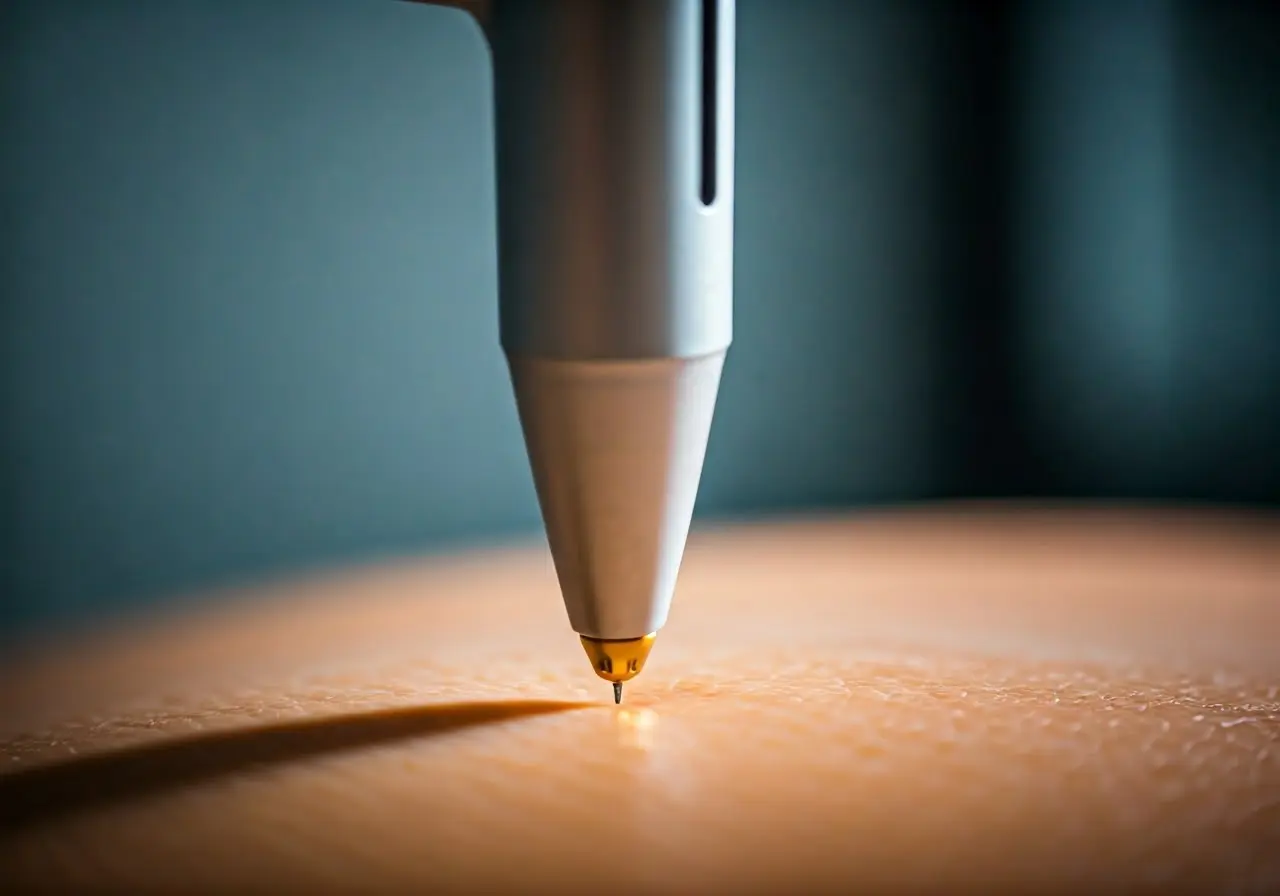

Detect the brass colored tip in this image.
[580,633,657,686]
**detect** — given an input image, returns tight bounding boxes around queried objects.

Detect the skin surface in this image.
[1,507,1278,893]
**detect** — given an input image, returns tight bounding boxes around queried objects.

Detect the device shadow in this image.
[0,698,591,833]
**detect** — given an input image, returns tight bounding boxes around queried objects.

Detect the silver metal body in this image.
[423,0,736,641]
[490,0,735,362]
[509,353,725,639]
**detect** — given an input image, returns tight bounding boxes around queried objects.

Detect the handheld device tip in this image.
[614,681,623,704]
[579,633,657,689]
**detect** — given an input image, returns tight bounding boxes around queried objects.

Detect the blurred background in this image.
[1,0,1276,639]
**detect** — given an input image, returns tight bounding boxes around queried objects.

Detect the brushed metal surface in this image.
[491,0,735,360]
[405,0,736,645]
[508,352,725,639]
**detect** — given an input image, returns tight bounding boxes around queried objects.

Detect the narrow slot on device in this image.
[699,0,718,206]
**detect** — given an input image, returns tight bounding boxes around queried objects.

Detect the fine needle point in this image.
[614,681,623,704]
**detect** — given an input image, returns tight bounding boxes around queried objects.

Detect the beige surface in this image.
[1,507,1278,893]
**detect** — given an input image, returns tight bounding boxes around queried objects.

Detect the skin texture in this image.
[1,507,1278,893]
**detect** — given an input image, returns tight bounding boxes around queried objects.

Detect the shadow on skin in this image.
[0,699,591,833]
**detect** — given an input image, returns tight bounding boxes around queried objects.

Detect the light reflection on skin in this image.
[615,707,659,751]
[3,511,1276,889]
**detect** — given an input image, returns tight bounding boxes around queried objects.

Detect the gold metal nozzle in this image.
[579,633,657,687]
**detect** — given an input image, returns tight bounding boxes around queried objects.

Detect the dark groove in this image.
[700,0,718,206]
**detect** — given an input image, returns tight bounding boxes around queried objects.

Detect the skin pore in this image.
[1,508,1277,891]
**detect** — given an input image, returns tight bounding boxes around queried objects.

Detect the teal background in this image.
[2,0,1277,636]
